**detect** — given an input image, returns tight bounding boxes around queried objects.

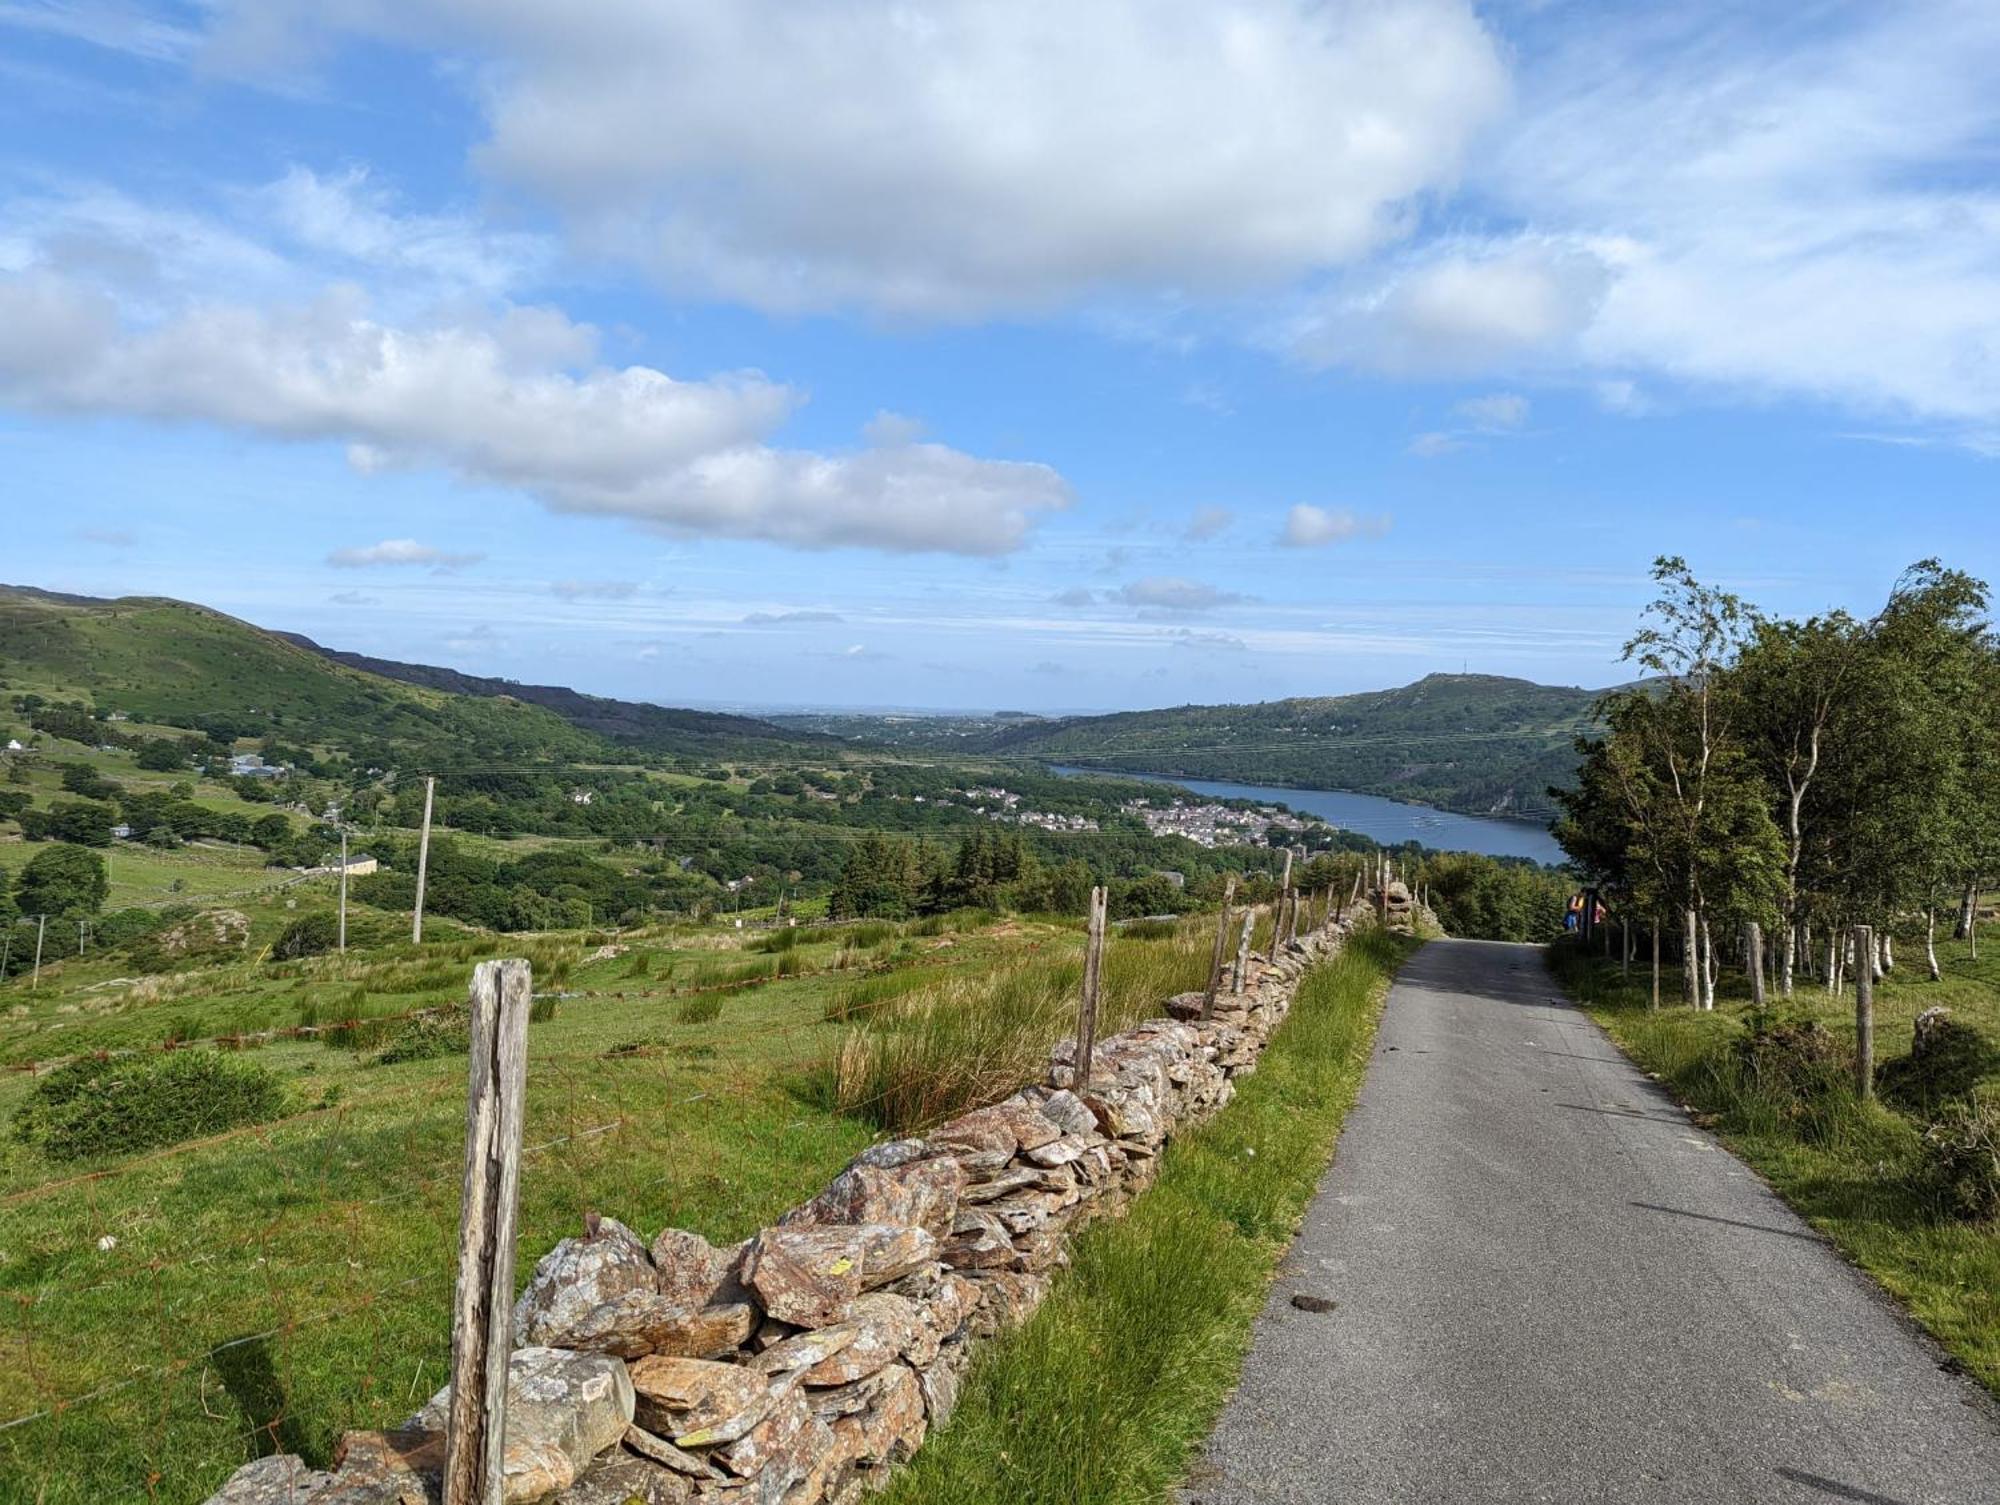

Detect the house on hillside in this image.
[301,853,379,877]
[569,788,595,805]
[230,752,283,778]
[110,824,134,840]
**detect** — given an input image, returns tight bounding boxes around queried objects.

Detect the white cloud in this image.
[1168,628,1248,653]
[0,272,1070,555]
[206,0,1507,318]
[1280,505,1391,548]
[1455,393,1529,431]
[741,609,843,625]
[1117,577,1246,613]
[1050,587,1098,608]
[1406,432,1463,459]
[328,538,485,570]
[327,590,378,605]
[1182,506,1234,542]
[549,579,638,600]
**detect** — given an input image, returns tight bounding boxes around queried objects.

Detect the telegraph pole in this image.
[338,824,350,954]
[412,774,436,944]
[32,914,46,990]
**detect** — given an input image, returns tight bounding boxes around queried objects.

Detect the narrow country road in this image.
[1184,939,2000,1505]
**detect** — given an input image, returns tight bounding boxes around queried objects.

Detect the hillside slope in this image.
[0,586,809,766]
[274,632,816,751]
[785,675,1609,817]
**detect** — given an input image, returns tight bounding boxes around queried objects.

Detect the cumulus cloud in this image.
[0,273,1069,555]
[1118,577,1246,613]
[1407,432,1464,459]
[549,579,639,600]
[328,538,485,570]
[1051,586,1099,608]
[1280,505,1390,548]
[206,0,1507,318]
[1182,506,1234,542]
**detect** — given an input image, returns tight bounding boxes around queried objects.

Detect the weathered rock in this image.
[202,1454,333,1505]
[716,1385,812,1477]
[1162,990,1208,1021]
[648,1228,734,1312]
[804,1365,901,1423]
[1026,1088,1096,1137]
[959,1166,1043,1205]
[747,1323,859,1378]
[500,1347,637,1502]
[828,1364,926,1470]
[744,1225,936,1328]
[553,1453,693,1505]
[553,1294,758,1361]
[971,1271,1049,1331]
[782,1155,964,1242]
[851,1138,933,1171]
[918,1272,981,1347]
[800,1294,919,1386]
[514,1218,657,1348]
[916,1349,964,1428]
[930,1097,1061,1168]
[939,1209,1013,1271]
[629,1356,775,1446]
[623,1425,724,1479]
[315,1428,444,1505]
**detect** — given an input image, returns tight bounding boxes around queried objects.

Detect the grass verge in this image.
[1547,937,2000,1397]
[875,926,1412,1505]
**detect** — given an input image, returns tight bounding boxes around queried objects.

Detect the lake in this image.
[1052,767,1567,866]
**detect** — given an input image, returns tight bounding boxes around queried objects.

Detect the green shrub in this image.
[1916,1095,2000,1223]
[12,1051,289,1162]
[1733,1010,1854,1139]
[273,911,340,960]
[1117,917,1180,941]
[1877,1008,1999,1118]
[374,1008,471,1065]
[677,995,724,1025]
[840,921,899,950]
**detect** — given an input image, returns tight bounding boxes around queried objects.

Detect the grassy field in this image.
[876,927,1410,1505]
[0,906,1227,1504]
[1549,922,2000,1397]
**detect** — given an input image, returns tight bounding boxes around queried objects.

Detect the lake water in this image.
[1052,767,1567,866]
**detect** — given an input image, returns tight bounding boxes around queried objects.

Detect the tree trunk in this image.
[1651,920,1661,1010]
[1621,916,1631,978]
[1681,908,1699,1006]
[1781,923,1796,998]
[1699,914,1716,1011]
[1747,922,1766,1009]
[1926,908,1941,981]
[1956,879,1978,941]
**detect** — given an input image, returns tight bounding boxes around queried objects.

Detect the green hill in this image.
[0,586,810,768]
[786,674,1611,818]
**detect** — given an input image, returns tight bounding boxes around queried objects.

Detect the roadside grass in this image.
[877,926,1411,1505]
[0,912,1037,1504]
[1548,933,2000,1397]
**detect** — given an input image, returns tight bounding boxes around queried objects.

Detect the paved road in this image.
[1185,939,2000,1505]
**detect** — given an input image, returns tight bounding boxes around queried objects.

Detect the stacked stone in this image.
[201,909,1363,1505]
[1381,881,1417,933]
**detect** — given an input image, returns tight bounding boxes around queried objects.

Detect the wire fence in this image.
[0,891,1337,1504]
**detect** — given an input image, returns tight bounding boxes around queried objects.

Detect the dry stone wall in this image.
[204,904,1376,1505]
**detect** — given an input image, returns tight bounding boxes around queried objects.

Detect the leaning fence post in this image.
[1747,921,1766,1009]
[1076,887,1106,1092]
[1851,924,1874,1101]
[1203,873,1237,1019]
[444,958,533,1505]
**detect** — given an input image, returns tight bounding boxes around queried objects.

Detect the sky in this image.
[1,0,1996,714]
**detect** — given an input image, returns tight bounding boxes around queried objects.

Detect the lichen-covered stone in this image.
[514,1218,656,1348]
[499,1347,636,1502]
[648,1228,736,1312]
[782,1156,964,1241]
[623,1424,724,1480]
[552,1453,692,1505]
[553,1293,757,1361]
[628,1356,774,1446]
[799,1294,918,1386]
[828,1364,926,1470]
[314,1428,445,1505]
[747,1322,858,1378]
[201,1454,333,1505]
[743,1225,935,1328]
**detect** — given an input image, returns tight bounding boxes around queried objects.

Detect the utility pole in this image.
[412,774,436,945]
[32,914,46,990]
[338,824,349,954]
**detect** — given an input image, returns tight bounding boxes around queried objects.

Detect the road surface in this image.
[1184,939,2000,1505]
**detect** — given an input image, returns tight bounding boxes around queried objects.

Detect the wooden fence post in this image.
[1851,924,1874,1101]
[443,958,533,1505]
[1203,874,1236,1019]
[1076,887,1106,1092]
[1650,920,1661,1010]
[32,915,46,990]
[1232,912,1254,992]
[412,774,437,945]
[1747,922,1766,1009]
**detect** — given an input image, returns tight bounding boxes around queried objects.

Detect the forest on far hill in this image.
[777,673,1609,818]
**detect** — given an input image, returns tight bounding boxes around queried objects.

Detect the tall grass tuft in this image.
[820,922,1209,1132]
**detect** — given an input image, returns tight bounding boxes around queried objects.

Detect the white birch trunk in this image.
[1926,908,1941,981]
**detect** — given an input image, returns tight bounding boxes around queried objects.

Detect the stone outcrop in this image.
[202,905,1369,1505]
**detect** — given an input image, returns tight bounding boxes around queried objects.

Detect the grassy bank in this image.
[877,926,1412,1505]
[1547,935,2000,1396]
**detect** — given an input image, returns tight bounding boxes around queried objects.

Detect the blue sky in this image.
[2,1,1995,713]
